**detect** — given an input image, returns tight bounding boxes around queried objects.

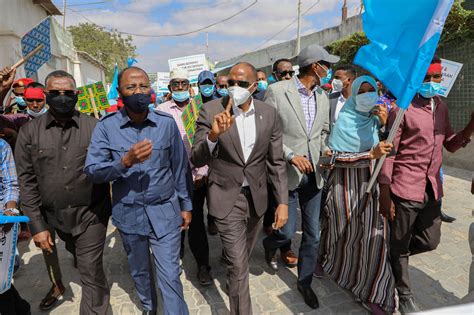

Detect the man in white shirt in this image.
[191,62,288,315]
[329,65,357,126]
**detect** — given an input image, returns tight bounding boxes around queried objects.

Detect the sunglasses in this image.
[45,90,77,97]
[217,84,228,89]
[170,81,189,88]
[25,98,45,103]
[12,91,24,96]
[278,70,295,78]
[228,79,250,88]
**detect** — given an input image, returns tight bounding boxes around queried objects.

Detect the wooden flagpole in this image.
[11,44,44,70]
[88,87,100,119]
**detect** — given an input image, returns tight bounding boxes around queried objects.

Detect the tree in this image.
[68,23,137,82]
[326,0,473,65]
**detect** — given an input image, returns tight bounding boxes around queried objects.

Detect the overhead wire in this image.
[67,0,258,38]
[250,0,321,52]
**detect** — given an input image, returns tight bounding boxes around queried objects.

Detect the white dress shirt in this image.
[207,100,257,187]
[334,94,347,121]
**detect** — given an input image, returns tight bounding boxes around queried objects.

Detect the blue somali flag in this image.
[354,0,454,109]
[21,17,51,78]
[107,63,119,100]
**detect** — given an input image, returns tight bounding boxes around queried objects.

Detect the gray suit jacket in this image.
[264,79,330,191]
[191,96,288,219]
[329,91,342,128]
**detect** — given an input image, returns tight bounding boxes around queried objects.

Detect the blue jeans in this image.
[263,172,322,287]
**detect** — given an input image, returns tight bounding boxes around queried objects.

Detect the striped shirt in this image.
[0,139,19,210]
[294,76,318,134]
[158,100,208,180]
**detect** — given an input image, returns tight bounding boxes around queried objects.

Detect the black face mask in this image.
[47,94,78,118]
[122,93,152,113]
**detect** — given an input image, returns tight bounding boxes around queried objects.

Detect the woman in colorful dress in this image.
[320,75,396,314]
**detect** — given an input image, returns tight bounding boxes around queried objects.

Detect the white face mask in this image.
[355,92,378,113]
[228,86,251,106]
[331,79,344,93]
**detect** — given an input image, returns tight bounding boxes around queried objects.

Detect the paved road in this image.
[14,165,474,314]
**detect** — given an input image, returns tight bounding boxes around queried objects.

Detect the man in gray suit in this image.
[328,65,357,128]
[191,62,288,315]
[263,45,339,309]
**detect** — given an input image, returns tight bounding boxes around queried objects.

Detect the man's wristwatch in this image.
[287,152,295,162]
[3,208,20,215]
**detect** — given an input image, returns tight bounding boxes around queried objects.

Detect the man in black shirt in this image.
[15,70,111,314]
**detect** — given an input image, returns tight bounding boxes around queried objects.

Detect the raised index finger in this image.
[225,95,234,115]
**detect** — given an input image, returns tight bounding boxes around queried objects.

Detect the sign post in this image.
[168,54,209,84]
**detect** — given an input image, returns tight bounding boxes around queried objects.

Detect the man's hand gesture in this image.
[0,67,16,94]
[121,139,153,168]
[208,97,235,142]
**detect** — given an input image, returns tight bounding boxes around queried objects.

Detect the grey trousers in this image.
[41,222,109,315]
[390,184,442,298]
[214,189,262,315]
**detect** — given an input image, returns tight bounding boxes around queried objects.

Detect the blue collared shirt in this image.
[84,109,193,236]
[294,76,318,134]
[0,139,19,210]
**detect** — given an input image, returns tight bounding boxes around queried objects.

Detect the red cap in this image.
[12,78,34,88]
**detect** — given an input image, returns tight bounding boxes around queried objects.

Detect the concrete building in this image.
[214,15,362,74]
[0,0,105,86]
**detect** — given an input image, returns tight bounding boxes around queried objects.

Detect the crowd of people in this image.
[0,44,473,315]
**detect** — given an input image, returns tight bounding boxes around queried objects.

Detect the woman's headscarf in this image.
[328,75,381,153]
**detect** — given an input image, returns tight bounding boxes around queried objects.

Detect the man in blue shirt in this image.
[84,66,193,315]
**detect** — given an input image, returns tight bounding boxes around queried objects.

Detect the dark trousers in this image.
[390,183,442,298]
[263,173,322,287]
[263,185,292,253]
[0,285,30,315]
[42,222,109,315]
[186,185,210,267]
[120,226,188,314]
[41,228,76,286]
[214,189,262,315]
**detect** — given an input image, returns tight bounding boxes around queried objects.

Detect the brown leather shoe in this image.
[39,282,65,311]
[281,249,298,267]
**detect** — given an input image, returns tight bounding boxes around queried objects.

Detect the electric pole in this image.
[295,0,302,56]
[62,0,67,28]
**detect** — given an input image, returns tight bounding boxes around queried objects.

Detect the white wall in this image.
[0,0,49,78]
[0,0,106,86]
[76,54,105,86]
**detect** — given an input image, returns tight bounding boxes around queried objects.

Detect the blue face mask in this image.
[320,68,332,86]
[418,82,444,98]
[172,90,190,103]
[257,80,268,92]
[355,92,379,113]
[217,88,228,97]
[15,96,27,108]
[200,85,215,97]
[27,107,48,118]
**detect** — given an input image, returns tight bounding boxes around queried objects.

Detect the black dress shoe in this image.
[142,311,157,315]
[297,284,319,309]
[39,284,65,311]
[198,265,212,286]
[441,211,456,223]
[264,246,279,272]
[399,297,419,314]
